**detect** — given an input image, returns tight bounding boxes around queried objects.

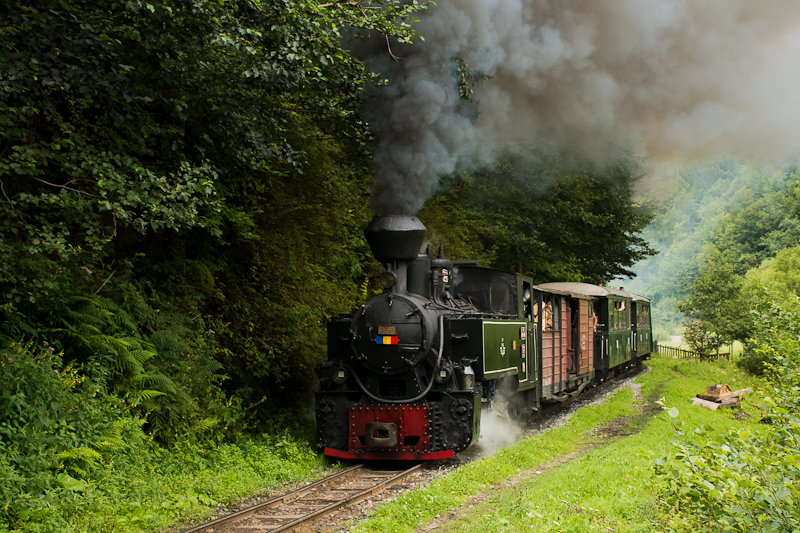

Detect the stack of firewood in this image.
[691,384,752,410]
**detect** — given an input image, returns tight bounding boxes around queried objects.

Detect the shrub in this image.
[654,296,800,532]
[0,341,145,531]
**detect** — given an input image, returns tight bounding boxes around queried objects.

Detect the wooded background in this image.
[0,0,655,440]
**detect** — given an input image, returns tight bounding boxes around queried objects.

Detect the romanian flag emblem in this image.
[376,336,399,345]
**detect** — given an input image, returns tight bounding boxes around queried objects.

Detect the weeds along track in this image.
[179,365,647,533]
[179,464,427,533]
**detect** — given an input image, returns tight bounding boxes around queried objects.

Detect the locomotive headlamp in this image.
[379,271,397,289]
[332,367,348,385]
[434,366,452,384]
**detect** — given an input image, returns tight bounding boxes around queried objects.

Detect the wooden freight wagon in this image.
[538,282,644,382]
[534,283,596,402]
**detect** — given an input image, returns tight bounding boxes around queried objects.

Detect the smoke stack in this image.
[364,215,427,263]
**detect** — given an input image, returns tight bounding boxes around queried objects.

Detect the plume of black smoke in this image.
[366,0,800,215]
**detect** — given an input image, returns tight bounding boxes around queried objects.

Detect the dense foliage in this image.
[0,342,324,532]
[420,145,656,283]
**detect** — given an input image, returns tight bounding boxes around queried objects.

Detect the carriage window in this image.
[543,295,560,331]
[523,283,533,322]
[612,300,630,330]
[543,296,553,331]
[552,297,560,330]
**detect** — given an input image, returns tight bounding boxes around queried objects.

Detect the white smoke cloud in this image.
[366,0,800,215]
[475,410,522,457]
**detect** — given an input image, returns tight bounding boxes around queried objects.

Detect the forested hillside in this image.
[625,158,800,344]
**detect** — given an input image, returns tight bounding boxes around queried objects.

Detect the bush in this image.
[1,342,327,532]
[654,296,800,532]
[0,341,145,531]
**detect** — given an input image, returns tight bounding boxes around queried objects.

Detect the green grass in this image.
[60,437,331,533]
[1,433,331,533]
[351,355,764,533]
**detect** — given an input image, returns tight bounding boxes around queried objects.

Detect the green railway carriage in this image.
[604,288,632,378]
[631,294,653,358]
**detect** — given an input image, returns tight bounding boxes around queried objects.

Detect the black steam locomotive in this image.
[315,215,652,460]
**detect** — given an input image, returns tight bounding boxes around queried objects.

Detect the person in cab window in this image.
[523,288,532,322]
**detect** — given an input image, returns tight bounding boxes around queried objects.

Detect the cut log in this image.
[692,397,722,411]
[697,385,731,402]
[696,393,720,402]
[720,396,742,409]
[719,388,752,400]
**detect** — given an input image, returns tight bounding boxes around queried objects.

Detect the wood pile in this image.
[691,384,752,411]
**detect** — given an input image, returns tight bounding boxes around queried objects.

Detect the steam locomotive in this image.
[315,215,652,460]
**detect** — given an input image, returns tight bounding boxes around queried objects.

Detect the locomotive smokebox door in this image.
[351,295,437,375]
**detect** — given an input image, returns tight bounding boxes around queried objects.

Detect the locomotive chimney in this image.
[364,215,427,295]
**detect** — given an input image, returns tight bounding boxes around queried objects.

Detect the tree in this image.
[419,142,657,283]
[676,247,749,358]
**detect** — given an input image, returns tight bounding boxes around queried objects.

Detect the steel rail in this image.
[178,464,365,533]
[265,463,425,533]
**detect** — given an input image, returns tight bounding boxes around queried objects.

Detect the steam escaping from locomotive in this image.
[366,0,800,215]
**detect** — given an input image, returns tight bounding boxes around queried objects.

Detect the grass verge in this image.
[350,355,764,533]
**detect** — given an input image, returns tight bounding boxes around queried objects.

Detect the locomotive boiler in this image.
[315,215,652,460]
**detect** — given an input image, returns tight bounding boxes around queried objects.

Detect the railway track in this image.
[179,463,426,533]
[178,365,646,533]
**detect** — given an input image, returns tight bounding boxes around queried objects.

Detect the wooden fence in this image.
[654,342,730,361]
